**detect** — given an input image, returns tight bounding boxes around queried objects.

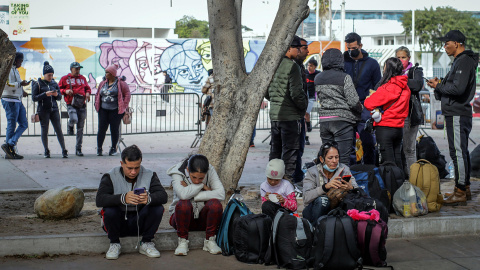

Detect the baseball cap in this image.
[70,62,83,69]
[265,159,285,180]
[290,35,302,47]
[437,30,466,43]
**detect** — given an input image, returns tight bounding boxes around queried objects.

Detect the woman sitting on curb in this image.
[261,159,297,219]
[302,142,358,223]
[167,154,225,256]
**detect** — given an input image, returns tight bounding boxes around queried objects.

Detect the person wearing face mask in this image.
[395,46,424,177]
[31,62,67,158]
[167,154,225,256]
[427,30,478,206]
[302,142,357,223]
[343,32,382,165]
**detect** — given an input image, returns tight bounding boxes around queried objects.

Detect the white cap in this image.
[265,159,285,180]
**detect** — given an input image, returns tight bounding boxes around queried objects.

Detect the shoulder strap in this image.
[383,86,404,113]
[357,221,367,256]
[68,76,73,90]
[340,217,360,260]
[369,224,384,266]
[272,210,284,245]
[320,217,336,266]
[408,63,419,79]
[295,217,307,242]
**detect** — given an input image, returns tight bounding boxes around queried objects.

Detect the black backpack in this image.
[232,214,272,264]
[416,135,448,179]
[470,144,480,178]
[265,209,314,269]
[378,161,404,212]
[341,188,389,223]
[216,199,252,256]
[312,208,362,270]
[350,164,391,212]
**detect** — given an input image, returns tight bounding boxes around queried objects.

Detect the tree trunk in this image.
[199,0,309,196]
[0,29,16,96]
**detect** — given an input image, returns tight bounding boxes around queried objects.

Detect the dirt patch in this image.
[0,187,263,237]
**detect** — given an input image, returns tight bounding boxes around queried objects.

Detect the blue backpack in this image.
[350,164,391,212]
[216,198,252,256]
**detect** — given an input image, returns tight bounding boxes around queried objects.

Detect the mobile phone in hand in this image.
[424,77,430,83]
[134,187,146,195]
[342,175,352,182]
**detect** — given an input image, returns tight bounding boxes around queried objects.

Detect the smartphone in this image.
[133,187,146,195]
[423,77,429,83]
[342,175,352,182]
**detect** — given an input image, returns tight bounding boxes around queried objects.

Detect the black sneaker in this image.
[62,150,68,158]
[109,147,118,156]
[305,136,310,145]
[67,126,74,135]
[44,149,51,158]
[1,144,14,159]
[9,145,23,159]
[76,149,84,156]
[306,121,312,132]
[97,148,103,156]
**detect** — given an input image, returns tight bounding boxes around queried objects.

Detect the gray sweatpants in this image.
[67,105,86,149]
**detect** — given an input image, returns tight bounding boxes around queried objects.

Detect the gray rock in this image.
[34,186,85,220]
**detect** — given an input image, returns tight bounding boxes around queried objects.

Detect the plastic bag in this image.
[392,182,428,217]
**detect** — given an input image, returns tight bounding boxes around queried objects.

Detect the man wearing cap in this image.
[58,62,92,156]
[427,30,478,205]
[266,35,308,181]
[1,52,30,159]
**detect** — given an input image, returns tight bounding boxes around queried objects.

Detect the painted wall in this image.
[13,38,340,94]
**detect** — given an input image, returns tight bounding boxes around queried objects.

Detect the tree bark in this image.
[0,29,16,96]
[200,0,309,196]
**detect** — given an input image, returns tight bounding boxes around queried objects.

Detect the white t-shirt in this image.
[260,179,295,199]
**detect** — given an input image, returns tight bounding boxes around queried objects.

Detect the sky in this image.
[172,0,476,34]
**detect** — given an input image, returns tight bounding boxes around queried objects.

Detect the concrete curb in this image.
[1,216,480,256]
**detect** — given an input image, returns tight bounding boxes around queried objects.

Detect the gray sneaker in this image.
[139,242,160,258]
[106,243,121,260]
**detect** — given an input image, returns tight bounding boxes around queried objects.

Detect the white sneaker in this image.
[174,237,189,256]
[139,242,161,258]
[203,236,222,255]
[106,243,121,260]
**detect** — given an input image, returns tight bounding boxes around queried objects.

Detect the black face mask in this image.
[348,48,360,58]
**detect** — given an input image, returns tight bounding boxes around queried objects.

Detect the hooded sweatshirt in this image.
[343,50,382,102]
[434,50,479,117]
[167,160,225,216]
[58,73,91,105]
[314,49,363,123]
[364,75,411,128]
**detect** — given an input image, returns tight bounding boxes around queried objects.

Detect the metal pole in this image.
[329,0,332,40]
[341,0,346,53]
[316,0,319,41]
[152,26,155,93]
[411,10,415,64]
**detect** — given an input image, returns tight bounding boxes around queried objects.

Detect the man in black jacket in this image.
[96,145,168,259]
[427,30,478,205]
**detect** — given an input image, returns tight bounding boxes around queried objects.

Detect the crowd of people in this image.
[1,57,131,159]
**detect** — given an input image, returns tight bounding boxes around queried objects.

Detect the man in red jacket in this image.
[58,62,91,156]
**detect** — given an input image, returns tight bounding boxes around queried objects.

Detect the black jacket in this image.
[96,170,168,209]
[435,50,479,116]
[32,78,62,112]
[343,50,382,102]
[306,70,320,99]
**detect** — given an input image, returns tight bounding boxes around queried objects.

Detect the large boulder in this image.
[34,186,85,220]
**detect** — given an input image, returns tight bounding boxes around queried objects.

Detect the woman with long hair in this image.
[364,57,410,169]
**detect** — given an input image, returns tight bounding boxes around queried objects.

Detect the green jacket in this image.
[266,57,307,121]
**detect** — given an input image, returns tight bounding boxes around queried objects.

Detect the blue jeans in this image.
[303,196,330,224]
[320,120,354,165]
[1,100,28,146]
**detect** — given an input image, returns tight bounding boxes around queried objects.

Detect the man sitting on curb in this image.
[96,145,168,260]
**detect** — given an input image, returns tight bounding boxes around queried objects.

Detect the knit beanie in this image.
[43,61,54,75]
[105,65,118,77]
[265,159,285,180]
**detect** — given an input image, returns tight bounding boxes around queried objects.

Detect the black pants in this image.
[320,120,354,165]
[38,110,66,152]
[102,204,164,243]
[261,201,287,220]
[97,108,124,150]
[445,116,472,190]
[270,120,301,180]
[375,126,404,169]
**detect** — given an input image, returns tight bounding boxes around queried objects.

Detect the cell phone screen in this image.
[134,188,145,195]
[342,175,352,182]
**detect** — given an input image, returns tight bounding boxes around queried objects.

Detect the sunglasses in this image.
[318,141,338,158]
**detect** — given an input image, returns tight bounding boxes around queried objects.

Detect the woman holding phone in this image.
[302,142,358,223]
[32,61,67,158]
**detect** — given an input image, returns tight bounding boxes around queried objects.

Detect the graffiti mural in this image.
[12,37,339,94]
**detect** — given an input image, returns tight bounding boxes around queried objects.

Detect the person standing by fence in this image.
[95,65,131,156]
[32,61,67,158]
[58,62,91,156]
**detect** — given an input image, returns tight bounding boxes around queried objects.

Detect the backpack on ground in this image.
[392,181,428,217]
[265,209,314,269]
[232,213,272,264]
[351,164,391,212]
[416,135,448,179]
[341,188,389,223]
[378,161,405,212]
[312,208,362,270]
[347,209,389,267]
[216,198,252,256]
[409,159,443,212]
[471,144,480,178]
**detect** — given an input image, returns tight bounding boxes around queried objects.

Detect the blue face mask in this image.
[323,163,338,172]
